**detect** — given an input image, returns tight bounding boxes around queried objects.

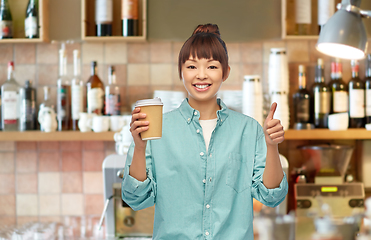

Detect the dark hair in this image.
[178,24,229,79]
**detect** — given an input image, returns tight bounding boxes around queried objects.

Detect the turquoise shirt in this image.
[122,98,288,240]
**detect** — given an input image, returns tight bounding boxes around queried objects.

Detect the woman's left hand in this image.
[263,102,285,145]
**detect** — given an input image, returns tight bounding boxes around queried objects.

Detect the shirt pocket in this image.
[226,152,250,193]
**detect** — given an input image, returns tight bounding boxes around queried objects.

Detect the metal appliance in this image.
[101,154,155,239]
[294,144,365,240]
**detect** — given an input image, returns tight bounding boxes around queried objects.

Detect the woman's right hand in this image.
[130,107,149,149]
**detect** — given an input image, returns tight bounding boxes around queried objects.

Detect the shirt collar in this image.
[179,98,229,125]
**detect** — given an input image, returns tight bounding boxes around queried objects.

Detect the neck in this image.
[188,96,220,120]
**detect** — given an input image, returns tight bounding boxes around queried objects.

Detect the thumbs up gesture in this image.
[263,102,285,145]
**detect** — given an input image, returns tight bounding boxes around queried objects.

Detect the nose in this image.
[197,68,207,79]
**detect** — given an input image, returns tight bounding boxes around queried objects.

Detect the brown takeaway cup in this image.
[135,98,163,140]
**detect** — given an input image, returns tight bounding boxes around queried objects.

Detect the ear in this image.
[223,66,231,82]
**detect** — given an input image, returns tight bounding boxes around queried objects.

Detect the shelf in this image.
[0,0,49,43]
[285,129,371,140]
[0,131,115,141]
[81,0,147,42]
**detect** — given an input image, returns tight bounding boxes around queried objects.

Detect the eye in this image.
[187,65,196,69]
[208,65,218,69]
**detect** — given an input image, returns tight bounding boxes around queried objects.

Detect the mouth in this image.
[193,83,212,91]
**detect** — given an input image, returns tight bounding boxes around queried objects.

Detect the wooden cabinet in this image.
[81,0,146,42]
[0,0,49,43]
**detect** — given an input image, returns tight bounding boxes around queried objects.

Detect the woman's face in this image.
[181,56,229,104]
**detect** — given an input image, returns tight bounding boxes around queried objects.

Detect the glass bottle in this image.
[0,0,12,39]
[105,66,121,115]
[122,0,138,36]
[71,49,84,131]
[19,80,36,131]
[39,86,54,131]
[56,45,71,131]
[1,61,20,131]
[312,58,330,128]
[317,0,335,34]
[295,0,311,35]
[293,65,311,124]
[328,59,348,114]
[95,0,112,36]
[86,61,104,115]
[25,0,38,38]
[348,60,365,128]
[365,54,371,124]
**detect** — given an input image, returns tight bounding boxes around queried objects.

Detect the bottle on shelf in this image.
[317,0,335,34]
[105,66,121,115]
[25,0,38,39]
[312,58,330,128]
[295,0,311,35]
[365,54,371,124]
[56,45,71,131]
[87,61,104,115]
[38,86,55,131]
[122,0,138,36]
[328,59,348,114]
[1,61,20,131]
[293,65,311,128]
[95,0,113,36]
[0,0,12,39]
[71,49,84,131]
[19,80,36,131]
[348,60,365,128]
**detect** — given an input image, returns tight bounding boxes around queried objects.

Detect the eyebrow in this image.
[186,59,217,62]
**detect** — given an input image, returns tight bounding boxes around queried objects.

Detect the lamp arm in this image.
[337,3,371,18]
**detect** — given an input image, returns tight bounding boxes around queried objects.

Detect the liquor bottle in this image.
[19,80,36,131]
[39,86,55,131]
[122,0,138,36]
[348,60,365,128]
[328,59,348,114]
[1,62,20,131]
[293,65,311,124]
[365,54,371,124]
[0,0,12,39]
[56,46,71,131]
[87,61,104,115]
[295,0,311,35]
[105,66,121,115]
[25,0,38,38]
[312,58,330,128]
[71,49,84,131]
[95,0,112,36]
[317,0,335,34]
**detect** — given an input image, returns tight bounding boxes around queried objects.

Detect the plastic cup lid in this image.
[135,97,163,107]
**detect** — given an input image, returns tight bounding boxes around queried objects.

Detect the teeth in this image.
[195,84,209,89]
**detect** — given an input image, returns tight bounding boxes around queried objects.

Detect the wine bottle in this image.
[39,86,54,131]
[95,0,112,36]
[105,66,121,115]
[328,59,348,114]
[71,50,84,131]
[317,0,335,34]
[293,65,311,125]
[348,60,365,128]
[87,61,104,115]
[25,0,38,38]
[365,54,371,124]
[1,62,20,131]
[122,0,138,36]
[56,46,71,131]
[312,58,330,128]
[0,0,12,39]
[19,80,36,131]
[295,0,311,35]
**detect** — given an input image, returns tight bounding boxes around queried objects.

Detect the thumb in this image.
[266,102,277,121]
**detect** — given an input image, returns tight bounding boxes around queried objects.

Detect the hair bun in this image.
[192,24,221,37]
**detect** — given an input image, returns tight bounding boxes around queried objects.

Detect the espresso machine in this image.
[294,144,365,240]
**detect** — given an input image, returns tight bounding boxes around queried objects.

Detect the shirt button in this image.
[209,177,212,182]
[196,129,200,133]
[194,112,198,115]
[205,231,209,236]
[187,118,190,122]
[203,179,206,183]
[200,152,204,156]
[209,153,212,157]
[206,204,210,209]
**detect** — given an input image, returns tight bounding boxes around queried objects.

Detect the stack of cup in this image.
[268,48,290,130]
[242,75,263,125]
[218,90,243,113]
[153,90,185,113]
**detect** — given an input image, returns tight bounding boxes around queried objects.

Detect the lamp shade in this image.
[316,9,367,60]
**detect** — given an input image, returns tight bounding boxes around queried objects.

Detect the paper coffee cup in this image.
[135,98,163,140]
